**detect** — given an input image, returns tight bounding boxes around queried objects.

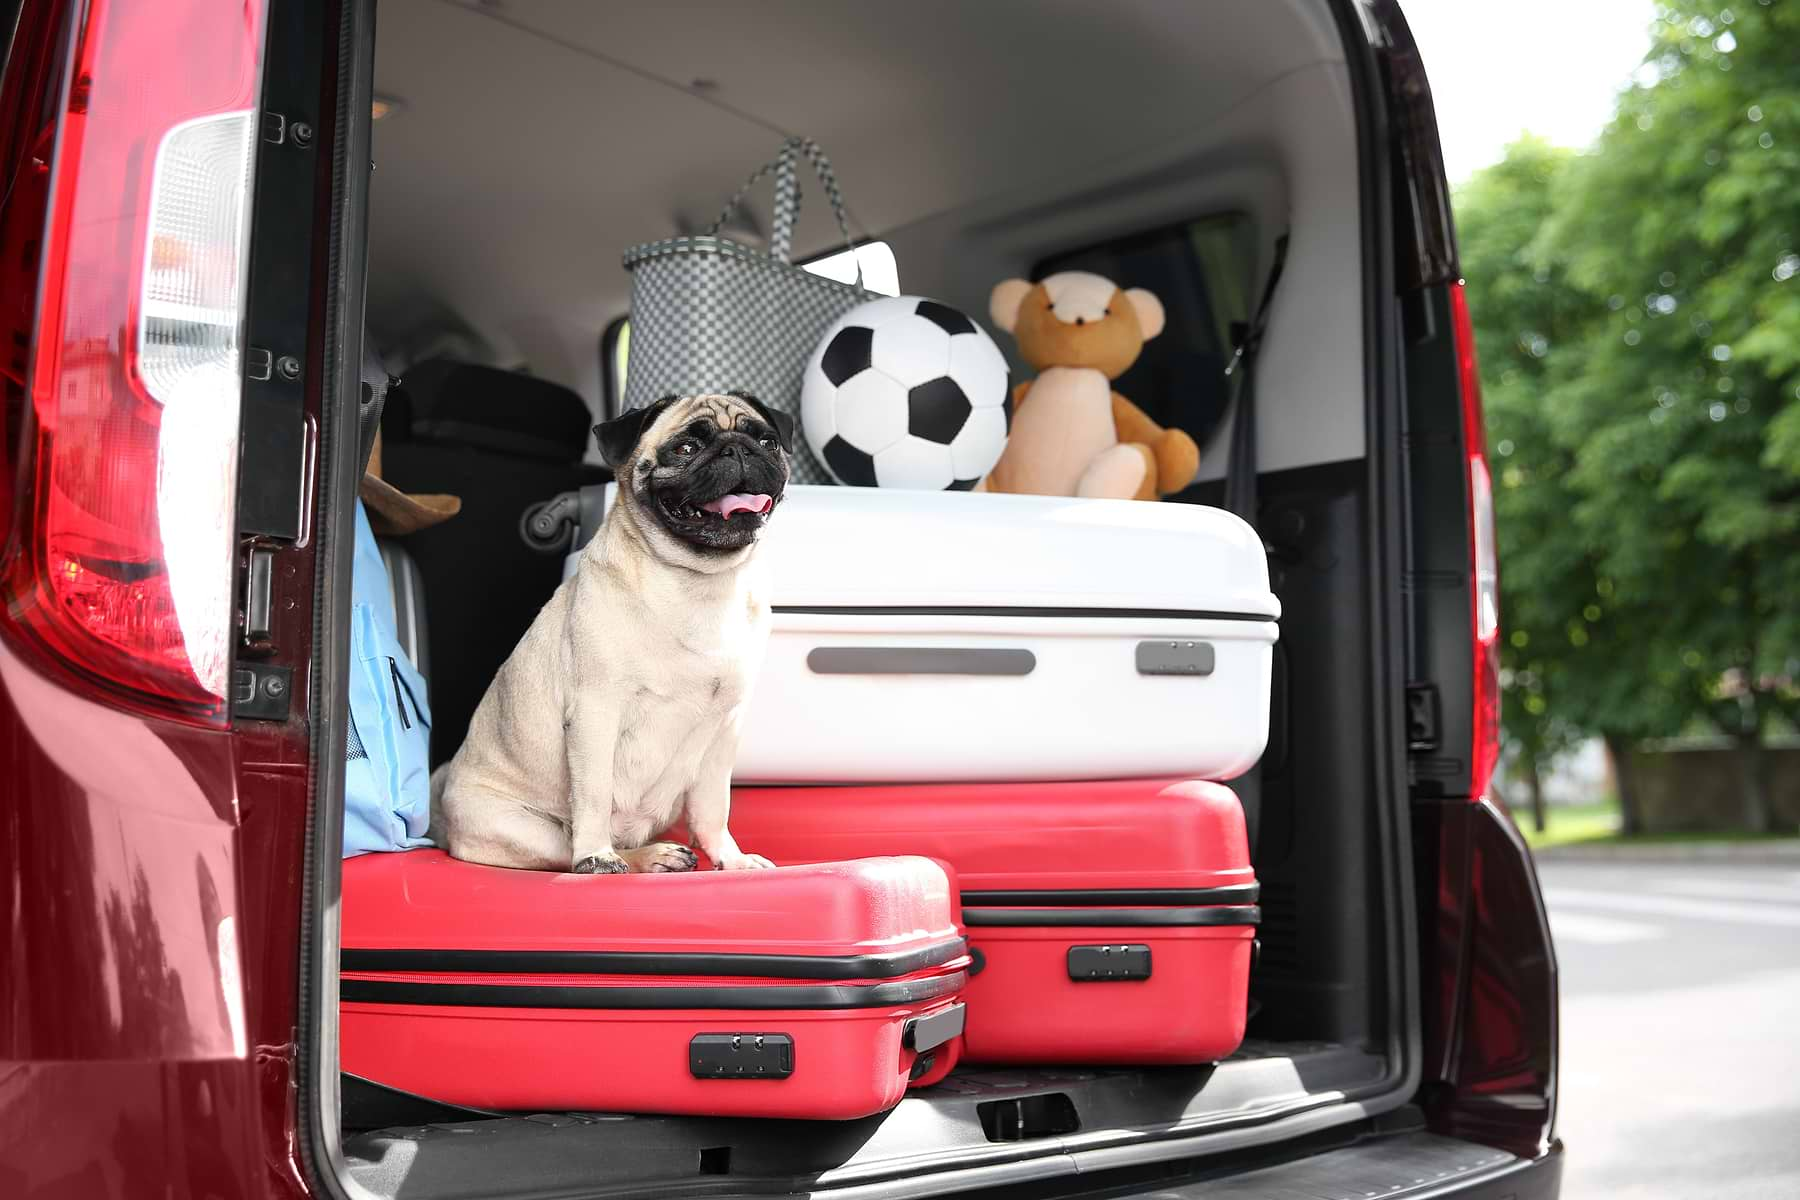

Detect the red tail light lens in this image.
[1450,281,1501,800]
[1,0,266,725]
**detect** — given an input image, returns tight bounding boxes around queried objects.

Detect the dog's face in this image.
[595,391,793,557]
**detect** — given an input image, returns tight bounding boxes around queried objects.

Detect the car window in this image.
[1033,214,1254,457]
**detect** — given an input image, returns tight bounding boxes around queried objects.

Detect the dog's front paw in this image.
[621,842,700,874]
[714,852,776,870]
[571,852,630,875]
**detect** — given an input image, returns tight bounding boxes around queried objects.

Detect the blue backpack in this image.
[343,495,436,856]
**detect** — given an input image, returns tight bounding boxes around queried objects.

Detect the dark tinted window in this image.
[1034,213,1254,452]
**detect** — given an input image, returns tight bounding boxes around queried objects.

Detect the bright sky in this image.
[1401,0,1659,185]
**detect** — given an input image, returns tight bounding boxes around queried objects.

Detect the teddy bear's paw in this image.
[1153,428,1200,493]
[1078,443,1153,500]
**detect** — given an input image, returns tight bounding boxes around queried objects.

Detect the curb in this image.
[1532,839,1800,865]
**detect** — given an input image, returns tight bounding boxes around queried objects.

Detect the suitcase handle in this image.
[807,648,1035,676]
[903,1002,966,1054]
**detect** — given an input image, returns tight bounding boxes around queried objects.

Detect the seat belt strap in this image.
[1223,233,1291,528]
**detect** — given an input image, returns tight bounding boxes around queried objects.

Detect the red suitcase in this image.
[339,850,969,1118]
[727,778,1257,1065]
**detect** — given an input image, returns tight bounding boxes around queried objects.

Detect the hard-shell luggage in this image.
[339,850,969,1118]
[728,778,1257,1065]
[557,485,1281,784]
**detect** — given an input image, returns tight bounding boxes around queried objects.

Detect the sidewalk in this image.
[1532,837,1800,864]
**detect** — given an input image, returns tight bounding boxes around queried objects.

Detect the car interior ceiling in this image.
[343,0,1408,1187]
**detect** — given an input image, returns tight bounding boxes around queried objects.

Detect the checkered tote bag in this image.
[621,138,870,485]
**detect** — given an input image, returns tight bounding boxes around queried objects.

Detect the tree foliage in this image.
[1457,0,1800,828]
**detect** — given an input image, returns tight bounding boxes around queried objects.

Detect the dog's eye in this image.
[673,441,696,456]
[758,435,778,451]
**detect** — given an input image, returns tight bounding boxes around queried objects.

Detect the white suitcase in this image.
[561,486,1279,784]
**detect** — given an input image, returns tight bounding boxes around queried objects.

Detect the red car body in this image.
[0,0,1557,1196]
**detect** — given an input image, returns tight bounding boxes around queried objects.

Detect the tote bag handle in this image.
[708,137,865,287]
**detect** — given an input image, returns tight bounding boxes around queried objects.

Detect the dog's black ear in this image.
[731,391,795,453]
[594,395,678,469]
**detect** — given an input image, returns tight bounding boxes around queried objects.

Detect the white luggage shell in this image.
[568,486,1279,783]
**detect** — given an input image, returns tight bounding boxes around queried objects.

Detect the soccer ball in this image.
[801,296,1011,489]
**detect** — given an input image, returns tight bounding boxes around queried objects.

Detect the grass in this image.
[1515,799,1800,851]
[1518,801,1621,850]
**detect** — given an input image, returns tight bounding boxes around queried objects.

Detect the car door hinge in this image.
[261,111,314,148]
[232,663,292,722]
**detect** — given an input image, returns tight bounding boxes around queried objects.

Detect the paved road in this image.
[1536,858,1800,1199]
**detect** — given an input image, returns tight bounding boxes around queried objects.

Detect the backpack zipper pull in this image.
[386,657,412,729]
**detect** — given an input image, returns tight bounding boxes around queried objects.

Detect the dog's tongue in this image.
[700,493,772,518]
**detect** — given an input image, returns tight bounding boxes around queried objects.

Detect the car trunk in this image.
[300,1,1423,1195]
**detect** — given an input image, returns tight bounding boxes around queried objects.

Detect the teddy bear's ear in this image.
[1124,288,1166,341]
[989,279,1034,335]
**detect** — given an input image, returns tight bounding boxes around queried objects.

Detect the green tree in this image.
[1457,139,1597,831]
[1461,1,1800,832]
[1538,0,1800,830]
[1459,138,1711,832]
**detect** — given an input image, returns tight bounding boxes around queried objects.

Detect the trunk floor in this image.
[343,1040,1386,1200]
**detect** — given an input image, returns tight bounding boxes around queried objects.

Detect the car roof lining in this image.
[366,0,1364,475]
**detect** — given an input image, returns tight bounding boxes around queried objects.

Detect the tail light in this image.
[1,0,266,725]
[1450,280,1500,800]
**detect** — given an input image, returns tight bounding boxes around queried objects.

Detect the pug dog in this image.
[430,391,790,874]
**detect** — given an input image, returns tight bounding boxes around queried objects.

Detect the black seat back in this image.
[378,359,609,765]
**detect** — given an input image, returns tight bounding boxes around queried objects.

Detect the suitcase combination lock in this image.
[689,1033,795,1079]
[1067,944,1153,981]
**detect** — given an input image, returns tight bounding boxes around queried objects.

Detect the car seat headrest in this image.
[396,359,592,464]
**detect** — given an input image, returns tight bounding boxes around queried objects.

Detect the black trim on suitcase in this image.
[340,969,968,1010]
[902,1002,966,1053]
[961,905,1261,928]
[961,885,1259,907]
[775,604,1276,623]
[341,937,968,981]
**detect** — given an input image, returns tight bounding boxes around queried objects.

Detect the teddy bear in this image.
[980,271,1199,501]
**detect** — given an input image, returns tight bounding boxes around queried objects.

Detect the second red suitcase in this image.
[340,850,969,1118]
[727,778,1257,1065]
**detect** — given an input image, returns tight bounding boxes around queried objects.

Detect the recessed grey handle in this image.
[807,647,1035,676]
[1135,640,1215,676]
[902,1002,967,1053]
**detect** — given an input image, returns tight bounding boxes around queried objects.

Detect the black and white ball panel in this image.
[819,324,873,387]
[949,334,1009,410]
[908,376,972,444]
[821,436,879,488]
[833,370,910,449]
[872,314,953,388]
[915,299,976,336]
[801,295,1012,489]
[952,408,1008,477]
[875,437,959,492]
